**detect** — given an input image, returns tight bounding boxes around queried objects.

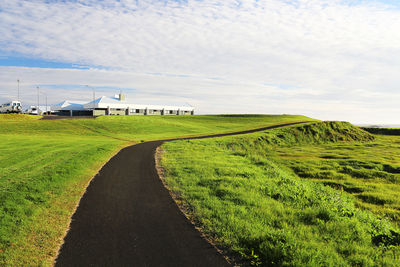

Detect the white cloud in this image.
[0,0,400,124]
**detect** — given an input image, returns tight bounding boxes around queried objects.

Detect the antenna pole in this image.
[36,86,40,115]
[17,79,20,101]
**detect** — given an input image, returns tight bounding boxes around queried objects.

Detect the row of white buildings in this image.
[45,93,194,116]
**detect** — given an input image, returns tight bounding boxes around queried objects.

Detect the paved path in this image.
[55,122,308,267]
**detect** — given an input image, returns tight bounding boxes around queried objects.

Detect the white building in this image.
[52,94,194,116]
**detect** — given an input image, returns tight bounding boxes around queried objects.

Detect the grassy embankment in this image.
[0,114,312,266]
[160,121,400,266]
[362,127,400,136]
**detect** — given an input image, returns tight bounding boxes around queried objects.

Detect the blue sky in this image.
[0,0,400,124]
[377,0,400,7]
[0,56,89,69]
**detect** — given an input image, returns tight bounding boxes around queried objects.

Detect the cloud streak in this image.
[0,0,400,123]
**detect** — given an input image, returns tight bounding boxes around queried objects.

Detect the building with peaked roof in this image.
[51,100,92,116]
[52,93,194,116]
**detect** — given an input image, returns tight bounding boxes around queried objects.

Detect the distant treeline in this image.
[362,127,400,136]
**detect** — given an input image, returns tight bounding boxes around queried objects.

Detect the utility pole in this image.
[37,86,40,115]
[17,79,20,101]
[40,91,48,115]
[93,88,95,116]
[45,93,48,114]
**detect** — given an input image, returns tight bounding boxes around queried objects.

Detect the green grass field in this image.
[0,114,311,266]
[160,121,400,266]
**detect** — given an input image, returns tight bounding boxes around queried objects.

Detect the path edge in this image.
[155,146,237,266]
[52,142,134,266]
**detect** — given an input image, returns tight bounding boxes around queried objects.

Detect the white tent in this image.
[52,100,87,111]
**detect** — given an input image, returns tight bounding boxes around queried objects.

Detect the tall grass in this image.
[161,121,400,266]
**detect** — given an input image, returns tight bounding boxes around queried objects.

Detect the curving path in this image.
[55,122,308,267]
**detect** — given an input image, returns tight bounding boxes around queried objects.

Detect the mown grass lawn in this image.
[160,122,400,266]
[0,135,123,266]
[0,114,314,140]
[0,114,311,266]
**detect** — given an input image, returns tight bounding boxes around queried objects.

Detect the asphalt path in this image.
[55,121,309,267]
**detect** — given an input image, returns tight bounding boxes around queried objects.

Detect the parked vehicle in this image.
[0,101,22,113]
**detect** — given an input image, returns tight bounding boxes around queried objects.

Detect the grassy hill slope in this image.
[0,114,314,140]
[160,121,400,266]
[0,114,313,266]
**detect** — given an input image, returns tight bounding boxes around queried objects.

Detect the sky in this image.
[0,0,400,124]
